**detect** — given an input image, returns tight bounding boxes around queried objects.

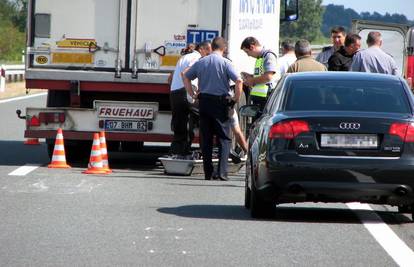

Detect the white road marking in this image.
[348,202,414,267]
[8,165,40,176]
[0,93,47,104]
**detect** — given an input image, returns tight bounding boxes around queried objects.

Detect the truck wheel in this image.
[47,143,54,160]
[120,141,144,152]
[66,141,92,162]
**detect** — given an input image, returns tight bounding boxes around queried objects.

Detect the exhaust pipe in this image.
[288,184,303,194]
[394,186,408,196]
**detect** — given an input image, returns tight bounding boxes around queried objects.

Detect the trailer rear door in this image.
[130,0,223,71]
[29,0,127,70]
[352,19,410,76]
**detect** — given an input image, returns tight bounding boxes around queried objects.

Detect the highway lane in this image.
[0,94,413,266]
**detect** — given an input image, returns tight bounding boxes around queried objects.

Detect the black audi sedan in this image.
[241,72,414,219]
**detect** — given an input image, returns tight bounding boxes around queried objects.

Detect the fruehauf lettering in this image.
[99,107,154,119]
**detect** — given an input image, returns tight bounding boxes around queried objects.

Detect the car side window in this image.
[265,77,285,113]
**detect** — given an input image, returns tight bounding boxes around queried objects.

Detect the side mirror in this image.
[239,105,261,117]
[281,0,299,22]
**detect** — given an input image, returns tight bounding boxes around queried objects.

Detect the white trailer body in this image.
[23,0,289,155]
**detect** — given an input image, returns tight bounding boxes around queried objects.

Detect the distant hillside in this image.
[322,4,414,36]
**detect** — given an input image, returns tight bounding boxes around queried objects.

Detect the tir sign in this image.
[187,30,219,45]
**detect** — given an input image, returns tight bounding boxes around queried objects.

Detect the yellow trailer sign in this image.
[52,52,94,64]
[56,38,97,49]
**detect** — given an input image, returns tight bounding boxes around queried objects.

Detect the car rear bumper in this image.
[255,155,414,206]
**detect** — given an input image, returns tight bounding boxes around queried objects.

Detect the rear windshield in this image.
[285,80,411,114]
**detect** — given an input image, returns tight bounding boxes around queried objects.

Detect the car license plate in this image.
[104,120,147,132]
[321,133,378,148]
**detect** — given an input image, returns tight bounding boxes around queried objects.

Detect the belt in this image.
[199,93,229,101]
[170,88,186,94]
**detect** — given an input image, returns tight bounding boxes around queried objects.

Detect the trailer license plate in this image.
[321,134,378,148]
[104,120,147,132]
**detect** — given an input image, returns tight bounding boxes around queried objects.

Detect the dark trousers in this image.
[170,88,192,155]
[199,94,231,178]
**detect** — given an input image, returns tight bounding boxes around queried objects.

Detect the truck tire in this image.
[46,138,91,162]
[47,142,54,160]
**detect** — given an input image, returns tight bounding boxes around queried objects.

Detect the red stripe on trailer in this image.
[26,79,170,94]
[25,130,175,142]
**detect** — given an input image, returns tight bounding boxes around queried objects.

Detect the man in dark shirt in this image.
[328,34,361,71]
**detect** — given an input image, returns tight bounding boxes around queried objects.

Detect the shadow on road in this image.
[0,140,49,166]
[158,204,412,224]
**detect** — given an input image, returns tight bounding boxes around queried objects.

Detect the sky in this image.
[322,0,414,20]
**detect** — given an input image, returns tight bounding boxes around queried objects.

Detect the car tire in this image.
[398,205,412,213]
[244,183,251,209]
[250,184,276,219]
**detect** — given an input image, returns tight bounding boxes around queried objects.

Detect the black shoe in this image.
[205,174,213,180]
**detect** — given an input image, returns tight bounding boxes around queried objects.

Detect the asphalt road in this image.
[1,94,414,266]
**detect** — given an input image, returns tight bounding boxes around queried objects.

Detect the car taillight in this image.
[389,122,414,142]
[407,55,414,88]
[39,112,66,124]
[269,120,310,139]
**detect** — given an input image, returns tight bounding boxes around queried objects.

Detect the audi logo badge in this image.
[339,122,361,130]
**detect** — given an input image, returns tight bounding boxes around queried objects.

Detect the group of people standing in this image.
[168,27,399,181]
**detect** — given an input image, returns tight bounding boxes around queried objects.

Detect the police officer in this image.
[351,31,399,75]
[316,26,346,68]
[240,37,278,110]
[183,37,243,181]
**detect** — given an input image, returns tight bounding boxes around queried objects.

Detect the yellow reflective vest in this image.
[250,51,276,98]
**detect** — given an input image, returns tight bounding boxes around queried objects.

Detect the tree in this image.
[322,4,360,36]
[280,0,325,42]
[0,0,26,62]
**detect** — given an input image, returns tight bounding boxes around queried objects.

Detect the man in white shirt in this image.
[277,39,296,76]
[351,31,399,76]
[169,41,212,157]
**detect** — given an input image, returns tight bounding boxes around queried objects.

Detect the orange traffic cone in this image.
[99,131,112,173]
[48,128,71,168]
[83,133,108,175]
[24,138,40,145]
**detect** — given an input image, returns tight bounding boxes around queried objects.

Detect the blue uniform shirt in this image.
[185,52,240,96]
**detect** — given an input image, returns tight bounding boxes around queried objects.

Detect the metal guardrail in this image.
[1,64,25,80]
[0,64,25,92]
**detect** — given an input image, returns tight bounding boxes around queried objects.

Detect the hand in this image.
[244,76,255,87]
